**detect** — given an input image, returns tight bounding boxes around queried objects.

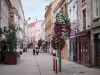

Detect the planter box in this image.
[4,55,17,65]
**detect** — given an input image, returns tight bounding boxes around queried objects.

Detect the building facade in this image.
[0,0,12,63]
[91,0,100,68]
[68,0,78,62]
[41,20,45,40]
[27,22,36,48]
[27,20,43,48]
[77,0,92,67]
[10,0,25,49]
[45,2,54,53]
[0,0,11,30]
[45,4,52,41]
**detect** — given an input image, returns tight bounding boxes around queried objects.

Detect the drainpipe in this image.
[90,0,94,67]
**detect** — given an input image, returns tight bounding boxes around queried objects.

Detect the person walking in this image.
[36,47,39,55]
[33,48,35,55]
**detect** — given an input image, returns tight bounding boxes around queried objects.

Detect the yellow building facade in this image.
[45,0,69,60]
[45,4,52,40]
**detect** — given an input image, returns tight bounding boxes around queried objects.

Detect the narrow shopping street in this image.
[0,50,100,75]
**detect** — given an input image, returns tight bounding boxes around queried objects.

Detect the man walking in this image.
[33,48,35,55]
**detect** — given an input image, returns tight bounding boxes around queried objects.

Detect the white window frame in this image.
[92,0,99,18]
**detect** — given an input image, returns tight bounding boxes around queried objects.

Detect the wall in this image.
[77,0,92,32]
[45,4,52,39]
[91,0,100,66]
[1,0,9,30]
[68,0,77,22]
[10,0,25,40]
[35,20,43,43]
[28,20,43,45]
[41,20,45,40]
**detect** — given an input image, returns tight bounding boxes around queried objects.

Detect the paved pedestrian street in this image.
[0,50,100,75]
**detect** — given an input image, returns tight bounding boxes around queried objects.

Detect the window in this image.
[83,9,86,30]
[82,0,85,3]
[61,7,63,13]
[93,0,99,18]
[69,9,71,19]
[65,4,67,14]
[73,6,75,20]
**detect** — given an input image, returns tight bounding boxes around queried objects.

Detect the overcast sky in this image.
[21,0,53,24]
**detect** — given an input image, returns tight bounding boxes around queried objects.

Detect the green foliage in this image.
[37,39,42,48]
[5,24,18,52]
[56,11,71,26]
[51,35,65,51]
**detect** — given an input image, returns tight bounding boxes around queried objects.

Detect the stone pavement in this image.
[0,50,100,75]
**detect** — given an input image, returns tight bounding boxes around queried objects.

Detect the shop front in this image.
[69,37,77,62]
[94,33,100,68]
[76,31,92,67]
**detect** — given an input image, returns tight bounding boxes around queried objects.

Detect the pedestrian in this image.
[36,47,39,55]
[33,48,35,55]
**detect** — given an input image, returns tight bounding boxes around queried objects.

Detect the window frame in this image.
[92,0,99,19]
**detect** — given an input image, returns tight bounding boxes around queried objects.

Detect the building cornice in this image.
[59,0,65,7]
[53,0,65,13]
[45,4,52,18]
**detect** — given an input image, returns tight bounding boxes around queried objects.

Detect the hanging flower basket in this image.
[51,35,65,51]
[51,11,71,51]
[54,24,71,40]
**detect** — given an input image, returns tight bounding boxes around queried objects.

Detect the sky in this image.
[21,0,53,24]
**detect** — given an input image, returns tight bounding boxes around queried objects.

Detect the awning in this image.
[75,31,90,37]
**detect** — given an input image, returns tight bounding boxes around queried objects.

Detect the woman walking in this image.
[36,47,39,55]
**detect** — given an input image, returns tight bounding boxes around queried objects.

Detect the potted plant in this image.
[4,24,18,65]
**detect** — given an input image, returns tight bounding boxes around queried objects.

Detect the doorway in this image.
[94,34,100,68]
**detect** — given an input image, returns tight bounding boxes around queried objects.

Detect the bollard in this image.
[55,58,57,74]
[53,56,55,71]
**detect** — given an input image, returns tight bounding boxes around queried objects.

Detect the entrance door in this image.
[95,34,100,68]
[78,36,91,67]
[69,38,77,62]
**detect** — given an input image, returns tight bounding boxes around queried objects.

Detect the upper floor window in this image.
[61,7,63,13]
[65,4,67,14]
[93,0,99,18]
[69,9,71,19]
[83,9,86,30]
[82,0,85,3]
